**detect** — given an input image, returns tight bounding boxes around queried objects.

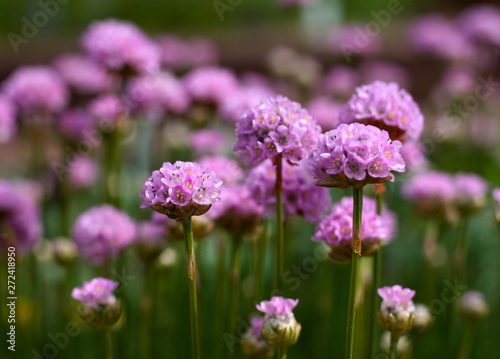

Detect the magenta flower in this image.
[458,4,500,47]
[454,172,488,214]
[140,161,224,221]
[241,316,274,357]
[207,184,264,235]
[2,66,68,116]
[183,66,239,104]
[58,109,95,142]
[71,205,137,265]
[339,81,424,142]
[377,285,416,335]
[233,95,322,165]
[407,15,474,61]
[81,19,160,74]
[308,123,405,188]
[72,277,119,309]
[257,296,299,317]
[126,71,190,120]
[68,156,99,189]
[0,95,16,143]
[189,129,228,155]
[53,54,113,94]
[88,94,128,127]
[198,155,244,186]
[306,96,342,132]
[328,24,381,57]
[0,180,42,254]
[313,196,396,259]
[459,290,489,322]
[247,159,330,222]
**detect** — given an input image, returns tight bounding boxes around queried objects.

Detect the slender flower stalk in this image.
[388,333,398,359]
[274,156,284,291]
[345,187,363,359]
[228,235,243,336]
[105,329,114,359]
[104,128,123,208]
[182,218,201,359]
[140,264,154,358]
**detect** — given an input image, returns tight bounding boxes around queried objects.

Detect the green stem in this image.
[214,235,228,359]
[229,235,243,336]
[104,129,122,208]
[140,264,154,358]
[255,220,269,302]
[276,347,288,359]
[345,187,363,359]
[105,329,114,359]
[182,218,202,359]
[454,217,468,287]
[389,333,399,359]
[368,189,384,359]
[274,156,284,292]
[458,325,474,359]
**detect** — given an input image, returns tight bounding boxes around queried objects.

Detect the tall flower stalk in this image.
[274,155,284,291]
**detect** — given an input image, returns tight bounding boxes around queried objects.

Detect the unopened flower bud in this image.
[256,297,301,349]
[53,238,78,265]
[459,291,489,324]
[72,277,122,329]
[377,285,416,336]
[155,247,178,270]
[412,304,433,333]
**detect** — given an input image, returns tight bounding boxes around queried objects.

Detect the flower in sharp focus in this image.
[233,95,322,165]
[313,196,396,260]
[0,95,16,143]
[459,291,489,324]
[140,161,224,221]
[71,277,121,329]
[2,65,68,117]
[0,180,42,254]
[81,19,160,74]
[377,285,416,336]
[71,204,137,265]
[241,316,274,359]
[453,172,488,215]
[339,81,423,142]
[247,159,331,222]
[308,123,405,189]
[256,297,301,349]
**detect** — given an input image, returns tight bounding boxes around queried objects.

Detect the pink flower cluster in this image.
[2,66,68,116]
[312,196,396,257]
[233,95,321,165]
[339,81,423,142]
[308,123,405,188]
[81,19,160,74]
[140,161,223,221]
[71,205,137,265]
[257,296,299,318]
[157,35,218,69]
[183,66,239,104]
[58,109,94,142]
[378,285,416,315]
[247,160,331,222]
[71,277,119,309]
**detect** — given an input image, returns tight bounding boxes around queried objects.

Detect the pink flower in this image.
[71,277,119,309]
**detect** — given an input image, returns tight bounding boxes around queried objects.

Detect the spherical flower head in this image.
[53,238,78,266]
[71,204,137,265]
[493,188,500,226]
[247,159,331,222]
[140,161,224,221]
[68,156,99,189]
[458,5,500,47]
[88,94,128,128]
[58,109,95,142]
[2,65,68,117]
[454,172,488,215]
[183,66,239,104]
[71,277,121,329]
[402,171,456,218]
[256,297,301,349]
[198,156,244,186]
[459,291,489,323]
[317,65,359,98]
[126,71,190,121]
[412,304,433,333]
[308,123,405,188]
[306,96,341,132]
[219,85,274,124]
[233,95,322,165]
[407,15,474,62]
[377,285,416,335]
[81,19,160,74]
[0,95,16,143]
[189,129,227,155]
[313,196,396,260]
[241,316,274,358]
[339,81,423,142]
[53,53,113,94]
[157,35,218,70]
[207,184,264,236]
